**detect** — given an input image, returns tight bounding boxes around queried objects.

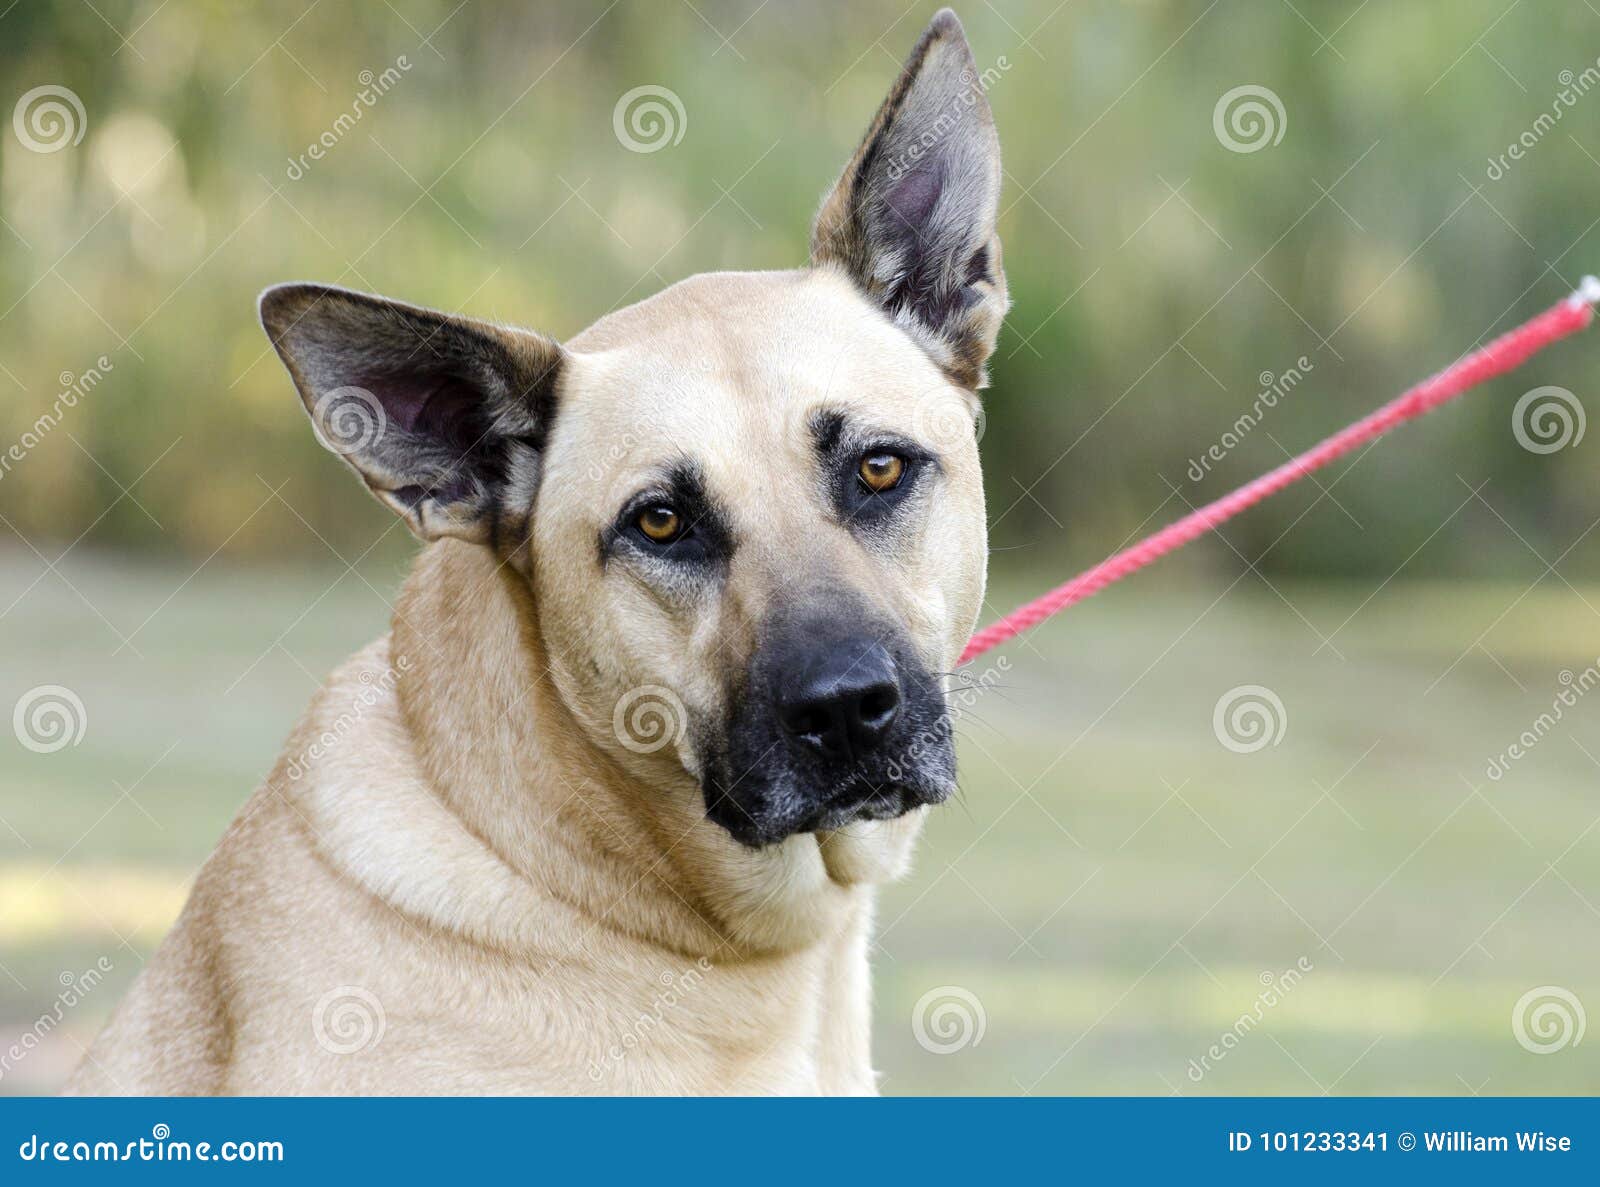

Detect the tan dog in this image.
[69,8,1006,1095]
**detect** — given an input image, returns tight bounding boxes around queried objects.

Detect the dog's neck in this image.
[387,541,914,964]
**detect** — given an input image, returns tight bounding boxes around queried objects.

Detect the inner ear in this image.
[811,8,1008,391]
[259,283,563,554]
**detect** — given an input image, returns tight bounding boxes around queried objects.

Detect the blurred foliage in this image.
[3,0,1600,581]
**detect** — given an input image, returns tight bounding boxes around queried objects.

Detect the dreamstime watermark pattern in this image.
[12,685,88,754]
[1511,985,1585,1054]
[1511,385,1585,454]
[613,684,689,754]
[285,57,412,180]
[311,986,386,1056]
[586,431,639,482]
[886,655,1011,784]
[1212,84,1286,153]
[282,655,412,783]
[912,984,986,1054]
[17,1124,283,1163]
[1485,59,1600,181]
[1212,684,1287,754]
[311,386,388,457]
[612,85,686,153]
[1485,660,1600,781]
[882,53,1012,182]
[0,359,115,484]
[1185,958,1314,1082]
[912,386,987,453]
[0,958,114,1083]
[586,958,714,1081]
[1187,357,1314,481]
[11,84,86,153]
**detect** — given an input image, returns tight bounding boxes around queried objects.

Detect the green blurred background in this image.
[2,1,1598,1094]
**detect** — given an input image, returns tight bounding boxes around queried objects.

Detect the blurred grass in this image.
[3,551,1597,1094]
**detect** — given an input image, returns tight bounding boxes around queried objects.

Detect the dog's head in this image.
[261,11,1005,857]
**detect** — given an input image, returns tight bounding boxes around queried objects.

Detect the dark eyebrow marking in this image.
[659,458,712,516]
[809,406,940,472]
[810,408,847,456]
[598,456,731,569]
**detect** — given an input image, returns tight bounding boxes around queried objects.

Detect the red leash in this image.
[961,279,1600,665]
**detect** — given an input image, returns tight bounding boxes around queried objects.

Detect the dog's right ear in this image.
[259,283,562,549]
[811,8,1007,391]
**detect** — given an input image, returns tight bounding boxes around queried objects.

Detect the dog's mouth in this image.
[702,755,954,848]
[808,774,933,832]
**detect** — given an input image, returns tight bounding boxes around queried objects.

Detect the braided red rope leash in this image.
[961,278,1600,665]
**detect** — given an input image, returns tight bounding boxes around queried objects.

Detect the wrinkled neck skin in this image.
[387,540,926,965]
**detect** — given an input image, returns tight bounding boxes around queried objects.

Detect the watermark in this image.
[12,685,88,754]
[1186,958,1314,1082]
[12,84,86,153]
[1486,61,1600,181]
[1486,661,1600,781]
[0,958,113,1083]
[310,385,388,457]
[583,365,719,484]
[912,387,987,453]
[18,1124,283,1163]
[0,359,115,484]
[586,431,639,482]
[1212,84,1286,154]
[883,54,1012,182]
[612,85,687,153]
[946,655,1011,721]
[1212,684,1287,754]
[1186,357,1314,481]
[1511,385,1585,454]
[586,958,713,1080]
[282,655,411,783]
[1511,985,1585,1054]
[311,985,386,1056]
[912,984,986,1054]
[612,684,688,755]
[285,57,412,180]
[885,655,1010,783]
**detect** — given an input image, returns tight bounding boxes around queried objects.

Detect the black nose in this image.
[775,640,902,761]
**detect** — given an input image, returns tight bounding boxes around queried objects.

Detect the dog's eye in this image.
[858,452,905,493]
[636,505,684,543]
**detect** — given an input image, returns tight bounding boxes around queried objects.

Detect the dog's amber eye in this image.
[858,452,905,493]
[637,505,682,543]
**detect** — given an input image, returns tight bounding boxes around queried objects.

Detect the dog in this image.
[68,8,1006,1095]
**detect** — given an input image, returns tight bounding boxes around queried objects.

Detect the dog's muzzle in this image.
[702,605,955,847]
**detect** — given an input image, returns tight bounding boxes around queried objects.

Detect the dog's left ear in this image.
[259,283,562,551]
[811,8,1007,390]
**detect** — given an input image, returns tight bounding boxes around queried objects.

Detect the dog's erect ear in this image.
[259,283,562,550]
[811,8,1007,390]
